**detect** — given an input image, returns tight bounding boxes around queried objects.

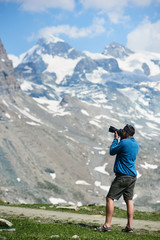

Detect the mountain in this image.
[1,37,160,212]
[103,41,134,58]
[12,36,160,123]
[0,40,19,93]
[0,39,99,205]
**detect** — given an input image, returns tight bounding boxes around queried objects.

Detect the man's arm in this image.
[110,131,123,155]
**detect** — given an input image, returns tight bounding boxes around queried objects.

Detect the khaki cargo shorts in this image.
[107,176,137,200]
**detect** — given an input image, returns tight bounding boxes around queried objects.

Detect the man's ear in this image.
[126,132,130,137]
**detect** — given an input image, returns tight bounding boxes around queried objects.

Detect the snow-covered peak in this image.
[103,41,134,58]
[38,35,64,45]
[8,54,21,68]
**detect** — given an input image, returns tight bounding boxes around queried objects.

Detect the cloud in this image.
[107,9,130,24]
[0,0,75,11]
[80,0,160,9]
[38,17,106,39]
[80,0,128,23]
[127,19,160,53]
[80,0,127,10]
[3,0,160,13]
[80,0,160,23]
[2,0,160,19]
[129,0,160,7]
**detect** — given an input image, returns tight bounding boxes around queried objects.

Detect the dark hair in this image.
[123,124,135,136]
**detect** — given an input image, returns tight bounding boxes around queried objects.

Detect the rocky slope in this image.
[0,40,19,93]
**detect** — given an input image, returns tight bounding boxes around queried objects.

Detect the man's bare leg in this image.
[104,197,114,228]
[94,197,113,231]
[125,199,134,229]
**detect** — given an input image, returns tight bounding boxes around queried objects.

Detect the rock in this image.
[0,39,20,93]
[0,228,15,232]
[72,235,79,239]
[99,211,104,214]
[56,205,80,211]
[87,203,98,206]
[39,206,46,209]
[0,218,13,227]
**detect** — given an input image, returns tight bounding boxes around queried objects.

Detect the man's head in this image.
[122,124,135,138]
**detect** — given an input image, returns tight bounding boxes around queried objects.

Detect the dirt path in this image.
[0,205,159,231]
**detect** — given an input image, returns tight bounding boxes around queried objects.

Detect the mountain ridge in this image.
[0,39,20,93]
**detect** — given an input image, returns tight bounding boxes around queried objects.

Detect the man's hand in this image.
[114,131,118,139]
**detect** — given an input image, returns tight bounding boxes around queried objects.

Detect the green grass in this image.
[1,202,160,221]
[0,216,160,240]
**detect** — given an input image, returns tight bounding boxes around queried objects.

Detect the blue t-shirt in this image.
[110,137,139,177]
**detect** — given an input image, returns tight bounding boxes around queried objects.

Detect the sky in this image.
[0,0,160,56]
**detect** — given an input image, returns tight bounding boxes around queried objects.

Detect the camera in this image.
[109,126,123,138]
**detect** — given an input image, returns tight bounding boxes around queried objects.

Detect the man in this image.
[95,124,139,233]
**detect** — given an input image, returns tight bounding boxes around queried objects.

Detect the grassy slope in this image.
[0,216,160,240]
[0,203,160,239]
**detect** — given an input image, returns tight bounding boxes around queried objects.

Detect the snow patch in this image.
[34,98,71,116]
[94,181,110,191]
[137,171,142,179]
[81,109,89,116]
[2,100,9,107]
[26,121,41,126]
[75,180,91,186]
[117,51,160,76]
[49,197,67,205]
[18,199,27,204]
[21,81,34,91]
[140,162,158,169]
[89,120,102,128]
[86,159,90,165]
[65,135,79,144]
[8,54,22,67]
[95,114,119,122]
[50,173,56,180]
[86,67,108,84]
[14,105,43,124]
[5,113,11,119]
[99,150,106,155]
[133,194,138,200]
[42,54,81,84]
[134,124,143,129]
[94,163,109,175]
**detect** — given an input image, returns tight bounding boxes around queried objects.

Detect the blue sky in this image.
[0,0,160,56]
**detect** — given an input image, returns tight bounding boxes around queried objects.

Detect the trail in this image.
[0,205,159,231]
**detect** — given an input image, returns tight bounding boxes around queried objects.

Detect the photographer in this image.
[95,124,139,233]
